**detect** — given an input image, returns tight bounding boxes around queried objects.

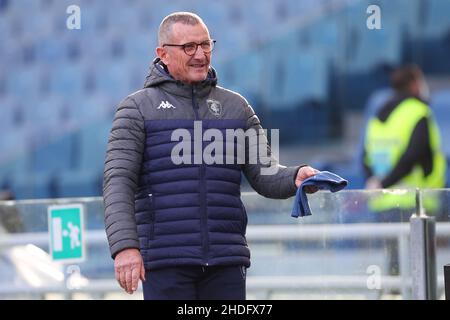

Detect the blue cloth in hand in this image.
[291,171,348,218]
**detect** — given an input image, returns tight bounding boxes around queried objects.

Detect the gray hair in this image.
[158,12,206,46]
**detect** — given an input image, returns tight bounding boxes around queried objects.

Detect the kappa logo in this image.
[158,101,176,110]
[207,99,222,117]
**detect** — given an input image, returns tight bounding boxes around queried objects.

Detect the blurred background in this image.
[1,0,450,300]
[1,0,450,199]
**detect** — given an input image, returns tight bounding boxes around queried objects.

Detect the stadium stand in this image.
[1,0,450,199]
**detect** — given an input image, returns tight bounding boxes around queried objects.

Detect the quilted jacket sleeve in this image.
[103,96,145,259]
[242,103,304,199]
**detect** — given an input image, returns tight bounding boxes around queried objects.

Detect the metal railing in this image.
[1,189,450,299]
[1,222,450,299]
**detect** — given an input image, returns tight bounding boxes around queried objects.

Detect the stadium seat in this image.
[264,99,332,144]
[284,49,328,105]
[423,0,450,37]
[261,35,328,109]
[0,95,23,129]
[35,36,66,64]
[2,0,450,201]
[334,68,391,111]
[346,27,401,73]
[0,9,9,40]
[48,61,87,98]
[77,1,107,35]
[9,172,56,200]
[56,169,102,198]
[94,58,136,102]
[27,94,66,131]
[106,3,141,33]
[73,119,111,172]
[430,90,450,158]
[0,154,28,190]
[342,1,403,73]
[123,33,155,63]
[305,14,341,63]
[69,93,114,124]
[221,51,263,100]
[0,128,29,165]
[5,64,42,101]
[28,133,76,174]
[420,37,450,75]
[378,0,421,36]
[7,0,39,14]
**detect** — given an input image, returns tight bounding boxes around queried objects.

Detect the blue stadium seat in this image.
[207,16,251,60]
[334,69,391,111]
[75,1,109,36]
[420,37,450,75]
[22,9,52,38]
[196,2,228,27]
[239,1,279,27]
[73,120,111,172]
[27,95,65,130]
[430,90,450,157]
[29,133,76,174]
[0,155,28,190]
[8,0,39,13]
[4,0,450,201]
[56,169,102,198]
[10,172,55,200]
[220,51,263,101]
[0,128,29,165]
[78,33,111,63]
[5,64,42,101]
[94,58,135,102]
[262,36,328,109]
[263,99,334,144]
[305,14,341,62]
[423,0,450,37]
[343,2,402,72]
[0,10,8,41]
[284,48,327,105]
[348,27,401,73]
[123,33,155,63]
[69,93,113,124]
[36,36,66,64]
[48,62,87,98]
[106,3,141,33]
[0,95,22,129]
[430,90,450,187]
[378,0,421,36]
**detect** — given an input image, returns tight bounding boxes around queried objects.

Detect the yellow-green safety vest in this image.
[364,97,446,213]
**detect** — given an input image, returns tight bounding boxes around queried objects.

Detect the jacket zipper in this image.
[192,87,209,266]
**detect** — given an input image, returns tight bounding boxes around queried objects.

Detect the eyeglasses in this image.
[163,39,216,56]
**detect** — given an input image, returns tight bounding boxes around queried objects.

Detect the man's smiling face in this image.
[158,22,212,84]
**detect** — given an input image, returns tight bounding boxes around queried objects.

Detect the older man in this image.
[103,12,318,300]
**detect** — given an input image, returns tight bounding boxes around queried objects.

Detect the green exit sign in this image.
[48,204,85,263]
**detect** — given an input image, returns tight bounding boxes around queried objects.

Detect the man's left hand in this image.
[295,166,320,192]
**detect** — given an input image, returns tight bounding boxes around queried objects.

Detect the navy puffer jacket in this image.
[103,59,300,270]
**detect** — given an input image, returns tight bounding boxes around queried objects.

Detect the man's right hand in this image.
[114,248,146,294]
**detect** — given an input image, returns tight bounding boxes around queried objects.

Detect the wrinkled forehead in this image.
[169,22,210,43]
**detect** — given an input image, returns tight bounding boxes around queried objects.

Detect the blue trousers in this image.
[142,265,246,300]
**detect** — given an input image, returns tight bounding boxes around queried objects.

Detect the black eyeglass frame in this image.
[162,39,216,56]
